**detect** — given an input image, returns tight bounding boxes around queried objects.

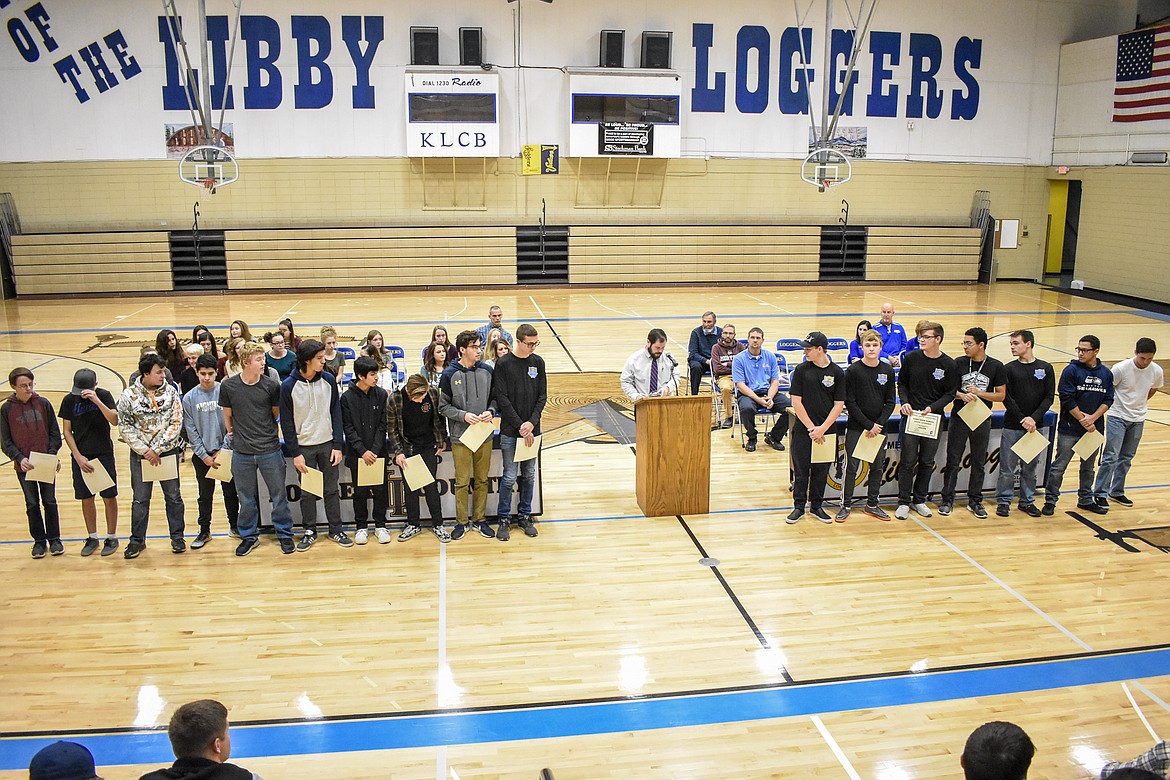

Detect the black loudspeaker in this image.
[460,27,482,66]
[600,30,624,68]
[640,31,672,69]
[410,26,439,66]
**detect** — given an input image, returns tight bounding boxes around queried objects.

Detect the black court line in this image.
[8,640,1170,739]
[542,318,582,372]
[675,514,796,684]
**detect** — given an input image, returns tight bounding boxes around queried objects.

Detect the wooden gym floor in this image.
[1,282,1169,779]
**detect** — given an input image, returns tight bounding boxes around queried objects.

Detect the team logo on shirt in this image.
[932,368,946,380]
[528,367,539,379]
[421,401,432,413]
[1033,369,1046,380]
[876,374,888,385]
[454,378,462,386]
[821,375,835,388]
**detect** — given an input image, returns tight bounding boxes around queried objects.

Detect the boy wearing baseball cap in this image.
[59,368,121,556]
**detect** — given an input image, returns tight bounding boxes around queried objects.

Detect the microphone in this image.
[664,352,678,368]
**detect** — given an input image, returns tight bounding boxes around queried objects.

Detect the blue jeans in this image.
[498,434,537,520]
[996,427,1040,507]
[233,449,293,541]
[1045,431,1098,505]
[129,449,185,544]
[1093,417,1144,499]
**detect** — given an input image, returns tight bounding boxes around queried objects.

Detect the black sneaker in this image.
[478,522,495,539]
[518,516,538,537]
[451,523,468,541]
[968,502,988,519]
[1020,503,1043,517]
[48,538,64,556]
[1094,496,1110,508]
[228,526,241,539]
[863,504,890,521]
[171,538,186,554]
[191,529,212,549]
[279,537,296,555]
[329,531,355,548]
[809,507,832,524]
[124,540,145,559]
[785,508,803,524]
[1111,494,1134,507]
[745,440,757,452]
[80,538,100,557]
[1041,503,1056,516]
[1077,502,1108,515]
[721,418,734,429]
[297,532,318,551]
[835,505,851,522]
[996,504,1011,518]
[31,540,47,559]
[937,502,953,516]
[764,435,785,452]
[497,522,511,542]
[101,537,119,556]
[235,537,260,557]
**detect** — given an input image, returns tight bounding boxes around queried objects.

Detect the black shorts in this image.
[71,452,119,500]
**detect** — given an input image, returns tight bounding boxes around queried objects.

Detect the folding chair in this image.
[732,353,788,449]
[826,337,849,369]
[337,346,357,384]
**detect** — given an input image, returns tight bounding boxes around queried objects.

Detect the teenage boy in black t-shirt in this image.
[787,332,846,524]
[58,369,121,557]
[994,329,1055,517]
[840,330,897,521]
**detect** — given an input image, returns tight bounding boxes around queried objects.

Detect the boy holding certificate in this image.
[894,322,958,520]
[2,367,63,558]
[840,331,897,521]
[341,356,391,544]
[787,332,845,524]
[59,368,120,556]
[388,374,450,542]
[995,330,1055,517]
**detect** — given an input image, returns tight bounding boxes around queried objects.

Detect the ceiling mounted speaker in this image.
[641,31,672,69]
[1129,151,1168,164]
[460,27,482,66]
[410,26,439,66]
[600,30,624,68]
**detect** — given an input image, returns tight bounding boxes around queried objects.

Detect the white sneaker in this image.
[895,504,910,520]
[354,528,369,545]
[911,502,933,518]
[375,527,392,544]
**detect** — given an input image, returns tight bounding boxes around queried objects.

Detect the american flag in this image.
[1113,24,1170,122]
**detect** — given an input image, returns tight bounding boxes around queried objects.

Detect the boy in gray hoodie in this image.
[182,355,239,547]
[438,330,497,541]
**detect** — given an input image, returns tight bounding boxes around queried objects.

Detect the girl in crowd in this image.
[278,318,302,351]
[321,326,345,385]
[229,319,254,343]
[192,326,225,378]
[848,320,872,363]
[223,338,243,376]
[431,325,449,347]
[364,329,394,366]
[155,329,186,378]
[421,342,448,387]
[264,331,295,380]
[364,343,398,390]
[485,337,510,368]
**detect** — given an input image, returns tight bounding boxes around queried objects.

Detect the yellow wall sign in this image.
[522,144,559,175]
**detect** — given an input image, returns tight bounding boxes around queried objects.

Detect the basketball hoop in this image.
[199,178,218,195]
[801,148,852,192]
[178,145,238,192]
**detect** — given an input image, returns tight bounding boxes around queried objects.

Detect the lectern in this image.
[634,395,711,517]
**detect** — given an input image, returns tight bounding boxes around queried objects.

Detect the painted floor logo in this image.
[1070,510,1170,553]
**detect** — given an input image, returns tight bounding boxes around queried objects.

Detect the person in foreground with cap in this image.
[58,368,121,557]
[139,699,261,780]
[28,740,103,780]
[786,332,845,524]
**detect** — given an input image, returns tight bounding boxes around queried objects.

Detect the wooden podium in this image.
[635,395,711,517]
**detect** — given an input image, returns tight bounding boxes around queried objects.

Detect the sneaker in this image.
[48,538,64,556]
[1077,501,1108,516]
[354,528,369,545]
[863,504,890,521]
[228,526,241,539]
[80,538,100,557]
[996,504,1012,518]
[235,537,260,557]
[910,502,933,518]
[1094,496,1110,509]
[450,524,468,541]
[329,532,354,547]
[297,532,318,551]
[279,537,296,555]
[968,502,988,519]
[764,435,785,452]
[745,440,757,452]
[101,537,119,556]
[478,522,495,539]
[937,502,953,516]
[1041,502,1056,516]
[31,540,47,559]
[431,525,452,543]
[375,527,392,544]
[518,516,538,537]
[835,506,850,522]
[721,418,734,429]
[894,504,910,520]
[786,508,804,524]
[191,529,212,549]
[124,540,144,559]
[809,507,832,524]
[496,522,511,541]
[1111,494,1134,508]
[398,524,422,542]
[171,538,186,554]
[1019,503,1043,517]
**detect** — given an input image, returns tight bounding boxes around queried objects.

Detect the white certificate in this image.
[956,401,992,430]
[1073,429,1105,460]
[356,457,385,487]
[26,452,59,484]
[904,412,941,440]
[1010,430,1049,464]
[512,435,542,463]
[852,432,886,464]
[811,435,837,464]
[80,458,116,494]
[402,455,435,491]
[206,449,234,483]
[141,454,179,482]
[459,420,495,453]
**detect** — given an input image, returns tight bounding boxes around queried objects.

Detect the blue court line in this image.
[0,309,1142,337]
[3,645,1170,769]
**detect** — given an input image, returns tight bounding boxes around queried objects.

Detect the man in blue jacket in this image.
[1043,334,1114,516]
[687,311,721,395]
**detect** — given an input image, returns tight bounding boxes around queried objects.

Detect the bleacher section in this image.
[11,232,172,295]
[865,226,982,282]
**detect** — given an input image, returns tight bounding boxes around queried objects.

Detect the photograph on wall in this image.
[165,124,235,159]
[809,125,867,158]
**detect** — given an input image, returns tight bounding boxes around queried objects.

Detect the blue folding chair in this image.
[826,337,849,369]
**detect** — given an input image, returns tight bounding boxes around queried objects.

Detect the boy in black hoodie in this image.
[1,367,63,558]
[341,356,391,544]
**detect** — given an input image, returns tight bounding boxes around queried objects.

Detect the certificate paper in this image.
[206,450,234,482]
[904,412,941,439]
[80,459,116,494]
[852,433,886,464]
[1010,430,1049,464]
[459,421,495,453]
[141,454,179,482]
[956,401,992,430]
[1073,428,1105,460]
[356,457,385,487]
[811,435,837,464]
[512,435,542,463]
[300,466,324,497]
[26,452,59,484]
[402,455,435,491]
